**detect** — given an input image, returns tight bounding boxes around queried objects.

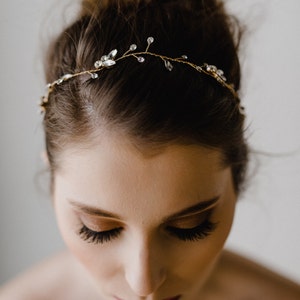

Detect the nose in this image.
[124,237,167,297]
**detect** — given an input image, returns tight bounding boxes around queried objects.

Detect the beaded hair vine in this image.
[40,37,242,113]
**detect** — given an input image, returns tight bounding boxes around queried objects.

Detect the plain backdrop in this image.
[0,0,299,286]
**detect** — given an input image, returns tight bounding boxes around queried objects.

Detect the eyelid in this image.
[164,199,219,224]
[166,216,218,242]
[166,206,215,227]
[167,213,208,229]
[73,208,122,222]
[76,209,124,223]
[79,215,123,232]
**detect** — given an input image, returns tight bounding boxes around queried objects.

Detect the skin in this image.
[1,133,300,300]
[52,133,237,300]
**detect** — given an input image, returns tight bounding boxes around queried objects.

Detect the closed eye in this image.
[78,225,123,244]
[166,219,218,242]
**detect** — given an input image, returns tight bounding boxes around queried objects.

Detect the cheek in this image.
[54,201,121,281]
[172,194,236,282]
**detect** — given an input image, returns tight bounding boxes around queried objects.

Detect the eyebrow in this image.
[69,200,123,219]
[69,196,220,221]
[163,196,220,222]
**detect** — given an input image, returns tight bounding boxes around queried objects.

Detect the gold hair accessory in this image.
[40,37,241,113]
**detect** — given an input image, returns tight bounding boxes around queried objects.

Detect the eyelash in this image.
[79,225,123,244]
[166,219,218,242]
[78,217,218,244]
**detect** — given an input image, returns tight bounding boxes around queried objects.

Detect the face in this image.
[53,134,236,300]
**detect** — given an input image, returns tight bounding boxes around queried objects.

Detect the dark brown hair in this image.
[43,0,248,192]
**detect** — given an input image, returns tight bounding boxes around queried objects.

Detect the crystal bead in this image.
[108,49,118,59]
[206,65,217,72]
[210,65,217,72]
[147,37,154,44]
[164,60,173,71]
[57,78,64,84]
[90,73,99,79]
[216,69,224,76]
[137,57,145,63]
[181,55,188,60]
[94,60,102,68]
[102,59,116,67]
[220,75,227,82]
[130,44,137,51]
[62,74,73,80]
[101,55,109,62]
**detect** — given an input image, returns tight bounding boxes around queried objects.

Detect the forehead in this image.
[54,134,230,221]
[57,134,225,181]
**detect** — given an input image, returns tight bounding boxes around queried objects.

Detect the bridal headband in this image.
[40,37,242,113]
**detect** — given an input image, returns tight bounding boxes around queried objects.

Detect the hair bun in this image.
[81,0,139,16]
[80,0,220,16]
[81,0,109,16]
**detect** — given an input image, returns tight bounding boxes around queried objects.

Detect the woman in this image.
[1,0,299,299]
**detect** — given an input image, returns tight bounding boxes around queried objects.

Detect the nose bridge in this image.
[125,233,166,296]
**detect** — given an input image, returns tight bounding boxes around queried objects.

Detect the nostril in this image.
[125,263,166,296]
[124,234,168,296]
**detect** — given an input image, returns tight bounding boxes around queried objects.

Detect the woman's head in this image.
[42,0,248,298]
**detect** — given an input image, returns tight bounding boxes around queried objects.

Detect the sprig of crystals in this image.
[203,64,227,82]
[93,49,118,69]
[40,36,240,113]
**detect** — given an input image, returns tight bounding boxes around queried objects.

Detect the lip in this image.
[114,295,181,300]
[163,295,181,300]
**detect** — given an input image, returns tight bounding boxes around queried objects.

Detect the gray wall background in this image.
[1,0,299,285]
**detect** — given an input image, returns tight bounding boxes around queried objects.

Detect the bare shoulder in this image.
[209,250,300,300]
[0,251,90,300]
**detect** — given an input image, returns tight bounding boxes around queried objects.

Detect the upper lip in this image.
[163,296,181,300]
[114,294,181,300]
